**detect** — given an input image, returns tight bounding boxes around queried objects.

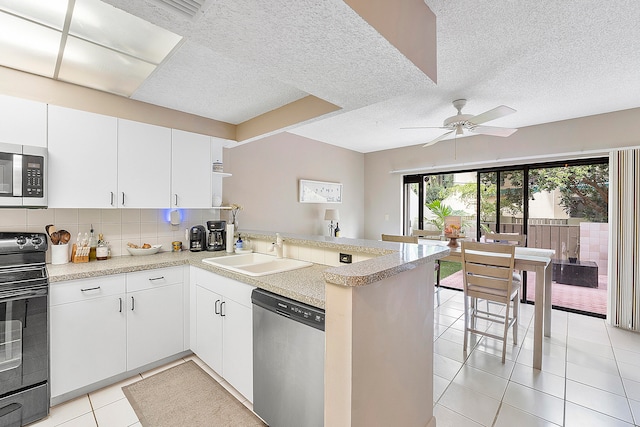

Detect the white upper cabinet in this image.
[48,105,118,208]
[117,119,171,208]
[171,129,212,208]
[0,95,47,147]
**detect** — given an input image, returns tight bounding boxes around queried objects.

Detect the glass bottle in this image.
[334,222,341,237]
[96,233,109,261]
[89,224,98,261]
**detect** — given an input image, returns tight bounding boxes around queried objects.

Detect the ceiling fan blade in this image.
[469,105,516,125]
[423,131,453,147]
[401,126,449,130]
[469,125,518,137]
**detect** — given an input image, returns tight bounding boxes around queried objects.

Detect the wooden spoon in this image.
[58,230,71,245]
[50,231,60,245]
[45,224,56,238]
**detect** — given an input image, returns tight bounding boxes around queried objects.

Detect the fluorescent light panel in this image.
[0,0,68,29]
[0,0,182,96]
[71,0,182,64]
[0,12,61,77]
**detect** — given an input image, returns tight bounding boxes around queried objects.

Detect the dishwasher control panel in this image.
[252,288,325,331]
[282,301,325,326]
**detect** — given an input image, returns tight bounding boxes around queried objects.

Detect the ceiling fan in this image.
[404,99,518,147]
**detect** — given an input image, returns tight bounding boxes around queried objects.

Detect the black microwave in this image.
[0,142,47,207]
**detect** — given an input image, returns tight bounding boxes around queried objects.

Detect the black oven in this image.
[0,232,49,427]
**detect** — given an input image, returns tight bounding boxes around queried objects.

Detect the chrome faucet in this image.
[270,233,284,258]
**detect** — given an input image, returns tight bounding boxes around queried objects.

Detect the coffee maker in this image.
[206,220,226,251]
[189,225,207,252]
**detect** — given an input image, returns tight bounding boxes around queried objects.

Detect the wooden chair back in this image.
[484,232,526,247]
[381,234,419,243]
[412,229,442,239]
[461,241,517,300]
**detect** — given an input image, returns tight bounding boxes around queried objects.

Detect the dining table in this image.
[422,240,555,370]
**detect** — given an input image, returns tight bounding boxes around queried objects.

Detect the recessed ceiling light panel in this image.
[59,36,156,96]
[0,0,68,30]
[70,0,182,64]
[0,11,61,77]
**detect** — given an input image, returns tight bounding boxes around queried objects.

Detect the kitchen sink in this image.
[202,253,312,276]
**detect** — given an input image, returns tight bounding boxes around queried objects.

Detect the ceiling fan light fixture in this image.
[411,99,519,148]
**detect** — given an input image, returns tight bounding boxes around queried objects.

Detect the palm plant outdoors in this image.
[425,200,468,232]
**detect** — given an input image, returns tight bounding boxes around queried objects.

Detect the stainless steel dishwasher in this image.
[252,288,325,427]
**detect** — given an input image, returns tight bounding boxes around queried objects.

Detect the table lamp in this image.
[324,209,340,236]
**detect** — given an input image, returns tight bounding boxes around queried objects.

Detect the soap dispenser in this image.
[235,233,244,251]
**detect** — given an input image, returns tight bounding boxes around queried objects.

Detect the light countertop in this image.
[46,232,450,309]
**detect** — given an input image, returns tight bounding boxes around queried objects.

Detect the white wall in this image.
[223,132,365,238]
[363,107,640,240]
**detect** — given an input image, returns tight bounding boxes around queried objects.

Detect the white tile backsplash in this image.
[0,207,219,261]
[122,209,141,223]
[3,208,377,264]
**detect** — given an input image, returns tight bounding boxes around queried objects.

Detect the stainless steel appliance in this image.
[206,220,226,251]
[252,289,325,427]
[0,143,47,208]
[189,225,207,252]
[0,232,49,427]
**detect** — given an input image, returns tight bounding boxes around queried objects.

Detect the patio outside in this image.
[409,162,609,317]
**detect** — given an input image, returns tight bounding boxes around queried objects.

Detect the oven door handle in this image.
[0,288,47,301]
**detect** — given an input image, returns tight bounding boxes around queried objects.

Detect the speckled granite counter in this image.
[46,232,450,309]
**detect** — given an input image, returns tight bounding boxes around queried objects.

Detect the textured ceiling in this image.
[102,0,640,153]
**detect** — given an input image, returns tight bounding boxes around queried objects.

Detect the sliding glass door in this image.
[526,162,609,316]
[404,158,609,317]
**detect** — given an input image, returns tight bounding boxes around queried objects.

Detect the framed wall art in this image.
[299,179,343,203]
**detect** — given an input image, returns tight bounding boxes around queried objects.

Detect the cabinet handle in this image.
[121,192,125,206]
[148,276,165,282]
[119,297,123,313]
[81,286,101,292]
[221,301,226,317]
[131,296,135,311]
[174,194,178,206]
[110,192,114,206]
[214,299,221,315]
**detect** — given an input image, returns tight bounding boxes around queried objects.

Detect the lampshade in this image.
[324,209,340,221]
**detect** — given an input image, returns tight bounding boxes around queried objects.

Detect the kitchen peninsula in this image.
[47,231,448,427]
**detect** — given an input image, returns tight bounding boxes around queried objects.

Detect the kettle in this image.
[189,225,207,252]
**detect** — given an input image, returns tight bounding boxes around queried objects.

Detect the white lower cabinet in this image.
[50,267,185,399]
[50,275,126,398]
[126,268,185,370]
[194,268,254,402]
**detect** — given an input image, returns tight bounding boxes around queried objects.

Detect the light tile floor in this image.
[27,355,253,427]
[30,288,640,426]
[434,288,640,427]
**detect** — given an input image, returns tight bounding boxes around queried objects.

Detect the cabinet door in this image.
[50,296,126,398]
[126,283,184,370]
[117,119,171,208]
[47,105,118,208]
[222,298,253,401]
[171,129,211,208]
[195,285,224,374]
[0,95,47,147]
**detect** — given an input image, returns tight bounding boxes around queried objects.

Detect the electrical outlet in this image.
[339,253,352,264]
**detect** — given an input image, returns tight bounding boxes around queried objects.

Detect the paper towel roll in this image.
[226,224,235,253]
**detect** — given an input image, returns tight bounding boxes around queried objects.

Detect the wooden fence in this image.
[479,219,579,259]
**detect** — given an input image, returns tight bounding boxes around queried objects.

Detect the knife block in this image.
[71,243,89,263]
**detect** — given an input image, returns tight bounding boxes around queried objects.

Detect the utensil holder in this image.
[51,243,70,265]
